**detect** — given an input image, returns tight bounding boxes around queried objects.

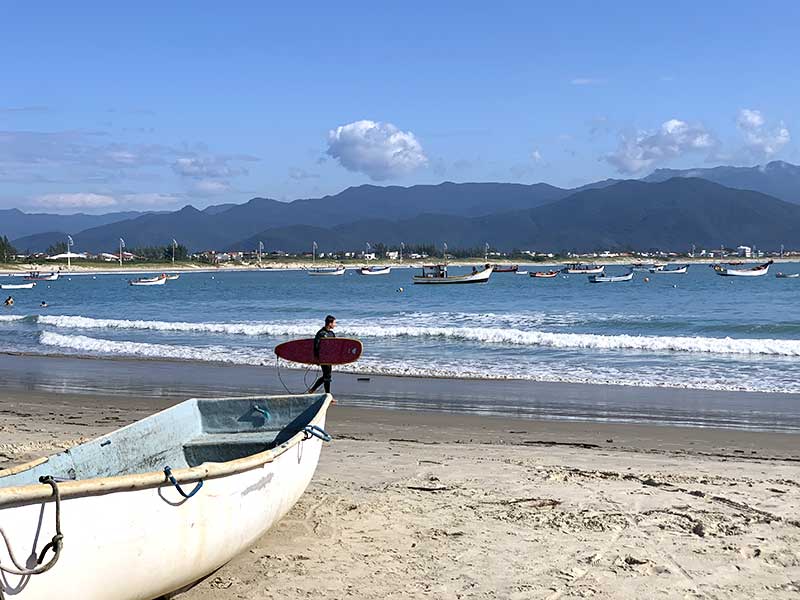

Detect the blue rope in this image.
[303,425,332,442]
[163,466,203,499]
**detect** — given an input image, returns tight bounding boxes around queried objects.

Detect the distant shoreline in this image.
[0,256,793,276]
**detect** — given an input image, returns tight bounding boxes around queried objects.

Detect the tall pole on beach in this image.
[258,241,264,265]
[400,242,404,262]
[66,235,73,270]
[119,238,125,267]
[172,238,178,266]
[312,241,317,264]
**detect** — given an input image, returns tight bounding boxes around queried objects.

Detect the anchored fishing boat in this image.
[359,265,391,276]
[712,260,773,277]
[165,274,180,281]
[649,264,688,274]
[486,263,518,273]
[24,272,59,282]
[530,270,559,278]
[588,270,634,283]
[0,282,35,290]
[562,263,604,275]
[776,272,800,279]
[0,393,333,600]
[306,266,346,276]
[129,274,167,286]
[413,264,493,284]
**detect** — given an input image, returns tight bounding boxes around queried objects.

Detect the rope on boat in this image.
[163,466,203,499]
[303,425,332,443]
[252,404,271,421]
[0,476,63,576]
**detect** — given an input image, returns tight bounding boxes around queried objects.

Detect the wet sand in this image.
[1,355,799,598]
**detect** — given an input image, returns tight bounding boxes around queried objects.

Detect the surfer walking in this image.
[307,315,336,394]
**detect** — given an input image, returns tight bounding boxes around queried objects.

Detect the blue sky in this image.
[1,1,798,212]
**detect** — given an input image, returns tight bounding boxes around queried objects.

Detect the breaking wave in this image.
[36,314,800,356]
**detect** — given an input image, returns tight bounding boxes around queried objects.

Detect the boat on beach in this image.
[0,393,333,600]
[649,264,688,274]
[306,266,346,276]
[712,260,773,277]
[530,270,559,278]
[562,263,604,275]
[129,274,167,286]
[412,264,493,284]
[359,265,391,276]
[588,270,634,283]
[0,282,36,290]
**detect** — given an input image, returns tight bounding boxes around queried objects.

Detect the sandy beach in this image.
[1,356,799,598]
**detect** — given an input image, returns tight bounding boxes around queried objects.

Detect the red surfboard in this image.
[274,337,363,365]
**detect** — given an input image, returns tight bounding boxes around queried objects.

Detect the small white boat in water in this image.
[24,272,59,281]
[0,393,333,600]
[0,282,36,290]
[413,264,493,284]
[166,273,180,281]
[588,270,634,283]
[359,265,391,276]
[129,274,167,286]
[563,263,604,275]
[306,266,346,276]
[712,260,773,277]
[649,264,688,274]
[776,272,800,279]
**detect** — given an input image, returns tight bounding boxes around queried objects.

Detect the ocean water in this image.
[2,264,800,395]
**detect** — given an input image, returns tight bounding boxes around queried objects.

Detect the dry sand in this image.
[1,391,799,599]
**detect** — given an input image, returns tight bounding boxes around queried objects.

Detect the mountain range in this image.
[6,160,800,254]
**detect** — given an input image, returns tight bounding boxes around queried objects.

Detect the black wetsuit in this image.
[309,327,335,393]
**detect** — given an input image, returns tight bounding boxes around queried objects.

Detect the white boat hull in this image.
[129,277,166,286]
[307,268,346,276]
[714,262,772,277]
[0,397,330,600]
[359,267,391,276]
[413,266,493,284]
[1,282,35,290]
[564,267,604,275]
[649,266,688,274]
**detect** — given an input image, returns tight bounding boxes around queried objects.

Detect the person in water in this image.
[307,315,336,394]
[40,301,48,308]
[3,296,13,307]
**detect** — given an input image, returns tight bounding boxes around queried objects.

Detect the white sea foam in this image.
[36,331,800,394]
[0,315,26,322]
[39,331,271,365]
[37,314,800,356]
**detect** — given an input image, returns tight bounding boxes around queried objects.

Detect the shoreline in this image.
[1,256,795,276]
[2,352,799,433]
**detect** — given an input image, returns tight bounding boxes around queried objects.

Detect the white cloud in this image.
[736,108,790,159]
[172,156,248,179]
[605,118,716,174]
[190,179,231,195]
[33,193,117,209]
[570,78,606,86]
[326,120,427,181]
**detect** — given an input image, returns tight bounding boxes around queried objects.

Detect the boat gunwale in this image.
[0,393,332,509]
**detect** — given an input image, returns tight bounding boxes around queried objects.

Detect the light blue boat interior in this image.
[0,394,327,489]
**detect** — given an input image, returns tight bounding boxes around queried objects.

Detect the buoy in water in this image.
[643,277,650,283]
[397,287,404,292]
